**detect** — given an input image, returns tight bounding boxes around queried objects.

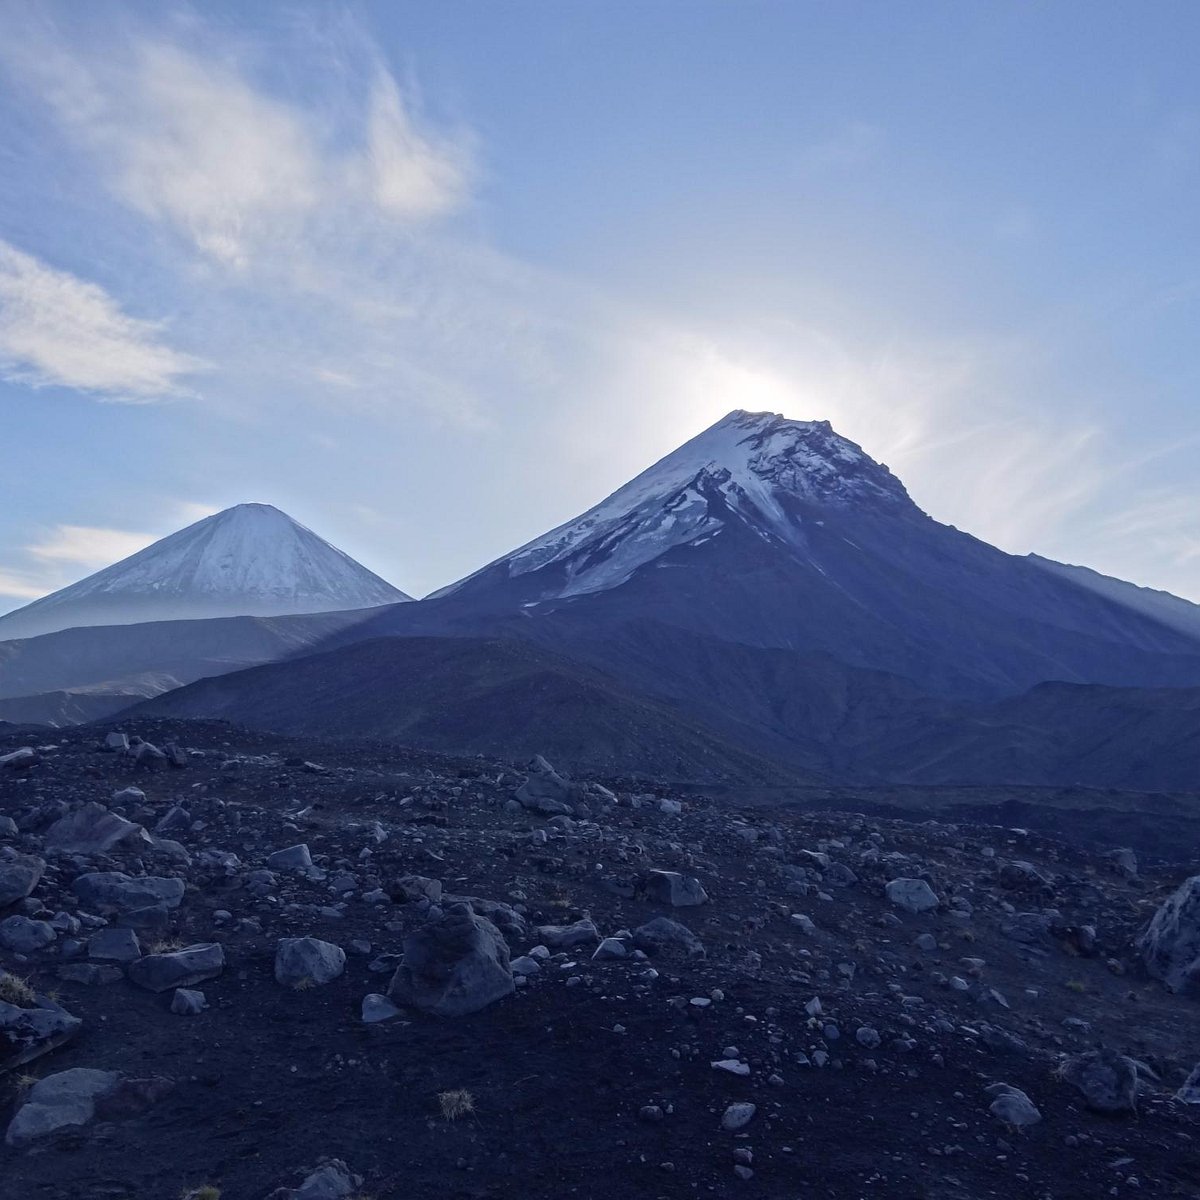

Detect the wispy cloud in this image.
[27,524,155,569]
[0,239,204,399]
[0,569,48,601]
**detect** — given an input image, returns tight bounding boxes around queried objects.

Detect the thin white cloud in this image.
[0,239,205,400]
[0,569,47,601]
[364,72,470,220]
[27,524,155,568]
[2,29,472,273]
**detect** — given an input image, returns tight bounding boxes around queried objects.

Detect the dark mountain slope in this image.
[0,609,374,705]
[127,636,803,785]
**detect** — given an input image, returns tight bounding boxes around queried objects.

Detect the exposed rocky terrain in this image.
[2,719,1200,1199]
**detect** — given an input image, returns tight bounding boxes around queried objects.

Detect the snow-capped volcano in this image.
[438,410,915,601]
[0,503,411,641]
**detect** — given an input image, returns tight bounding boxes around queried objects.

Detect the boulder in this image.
[513,756,579,815]
[388,904,514,1017]
[531,918,599,950]
[45,804,151,855]
[87,927,141,963]
[170,988,208,1015]
[392,874,443,904]
[1137,875,1200,995]
[0,998,82,1073]
[267,844,314,872]
[0,916,56,953]
[361,993,401,1023]
[645,869,709,907]
[885,878,940,914]
[128,943,225,993]
[275,938,345,988]
[1060,1050,1138,1114]
[103,732,130,752]
[0,747,37,771]
[986,1083,1042,1127]
[1177,1062,1200,1104]
[5,1067,121,1146]
[633,916,705,958]
[289,1160,360,1200]
[0,854,44,909]
[72,872,185,912]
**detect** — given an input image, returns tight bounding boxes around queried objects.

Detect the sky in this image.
[0,0,1198,604]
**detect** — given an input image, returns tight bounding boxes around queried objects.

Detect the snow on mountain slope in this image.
[436,410,915,600]
[1028,554,1200,640]
[0,504,410,641]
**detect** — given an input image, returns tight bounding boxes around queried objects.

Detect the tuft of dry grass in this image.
[438,1088,475,1120]
[1065,978,1086,993]
[0,972,36,1006]
[180,1187,221,1200]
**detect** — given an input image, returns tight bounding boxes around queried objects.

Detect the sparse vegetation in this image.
[180,1187,221,1200]
[0,972,36,1006]
[1065,979,1087,993]
[438,1088,475,1120]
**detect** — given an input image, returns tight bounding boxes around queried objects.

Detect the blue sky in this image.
[1,1,1198,602]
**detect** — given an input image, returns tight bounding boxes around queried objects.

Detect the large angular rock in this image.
[1177,1062,1200,1105]
[0,998,82,1073]
[1060,1050,1138,1114]
[633,916,705,958]
[4,1067,121,1146]
[0,747,37,771]
[388,904,514,1017]
[45,804,151,856]
[645,869,709,907]
[267,844,313,872]
[531,918,599,950]
[275,938,345,988]
[0,916,55,953]
[1137,875,1200,995]
[986,1082,1042,1127]
[513,756,579,815]
[128,944,225,993]
[288,1159,361,1200]
[0,855,44,909]
[72,871,185,913]
[885,878,940,914]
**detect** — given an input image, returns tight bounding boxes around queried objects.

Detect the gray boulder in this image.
[513,756,579,815]
[388,904,514,1017]
[0,916,55,953]
[986,1082,1042,1127]
[645,869,709,907]
[1177,1062,1200,1104]
[1137,875,1200,995]
[87,927,141,963]
[45,804,151,855]
[275,938,345,988]
[0,998,82,1072]
[885,878,940,914]
[267,844,313,872]
[0,747,36,771]
[361,993,401,1023]
[72,872,185,912]
[633,916,705,958]
[4,1067,121,1146]
[128,943,225,993]
[289,1160,360,1200]
[0,854,44,909]
[170,988,208,1015]
[531,918,600,950]
[1060,1050,1139,1113]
